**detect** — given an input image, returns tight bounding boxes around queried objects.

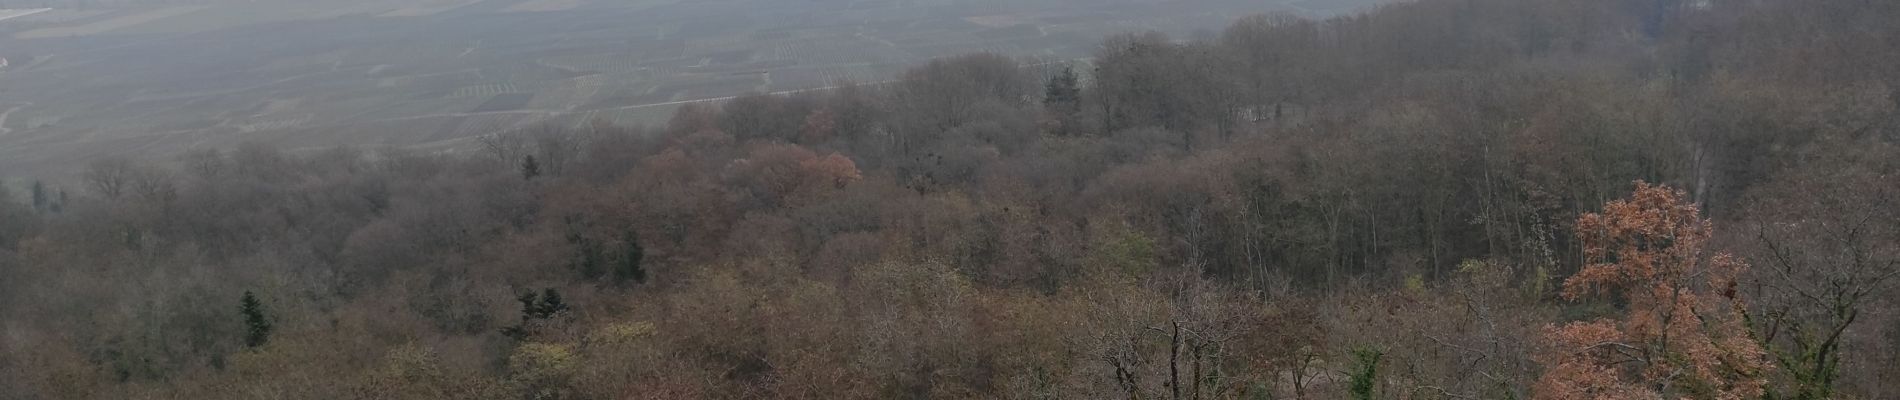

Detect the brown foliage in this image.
[6,0,1900,398]
[1536,183,1769,399]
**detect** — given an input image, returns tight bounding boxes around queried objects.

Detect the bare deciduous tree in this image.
[81,157,135,200]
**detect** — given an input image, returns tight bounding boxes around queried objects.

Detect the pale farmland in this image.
[0,0,1382,180]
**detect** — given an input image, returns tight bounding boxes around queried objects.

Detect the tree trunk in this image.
[1170,321,1182,400]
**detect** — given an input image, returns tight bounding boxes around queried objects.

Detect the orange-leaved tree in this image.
[1534,182,1769,399]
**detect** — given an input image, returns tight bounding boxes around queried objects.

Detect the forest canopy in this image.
[2,0,1899,398]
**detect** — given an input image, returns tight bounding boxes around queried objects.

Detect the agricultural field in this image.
[0,8,52,21]
[0,0,1385,180]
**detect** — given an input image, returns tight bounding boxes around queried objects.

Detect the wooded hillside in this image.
[2,0,1898,398]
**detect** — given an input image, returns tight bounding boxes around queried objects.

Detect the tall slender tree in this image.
[29,180,45,212]
[616,231,647,285]
[240,291,272,348]
[1044,65,1081,113]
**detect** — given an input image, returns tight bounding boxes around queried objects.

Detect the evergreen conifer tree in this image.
[521,155,541,180]
[240,291,272,348]
[30,180,46,212]
[1044,66,1081,113]
[615,231,647,284]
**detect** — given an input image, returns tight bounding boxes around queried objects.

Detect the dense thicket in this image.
[3,0,1898,398]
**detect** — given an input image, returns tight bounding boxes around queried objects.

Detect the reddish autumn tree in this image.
[1535,182,1769,400]
[799,152,862,190]
[723,143,862,209]
[798,107,839,144]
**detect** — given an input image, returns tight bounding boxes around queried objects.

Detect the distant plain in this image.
[0,0,1382,179]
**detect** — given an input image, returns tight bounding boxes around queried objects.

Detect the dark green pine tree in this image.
[564,217,606,280]
[501,291,539,339]
[502,288,572,340]
[521,154,542,180]
[1043,66,1082,113]
[573,236,605,280]
[515,291,541,319]
[240,291,273,348]
[30,180,46,212]
[537,288,568,317]
[615,231,647,285]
